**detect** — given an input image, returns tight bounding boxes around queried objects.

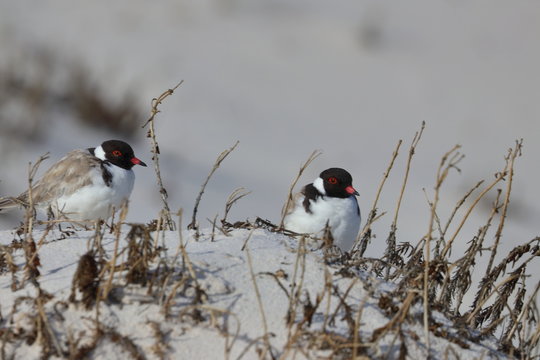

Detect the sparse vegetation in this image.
[0,87,538,359]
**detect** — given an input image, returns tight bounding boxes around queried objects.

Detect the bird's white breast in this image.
[54,164,135,221]
[284,195,360,252]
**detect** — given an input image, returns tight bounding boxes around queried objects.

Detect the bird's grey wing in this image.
[14,150,101,206]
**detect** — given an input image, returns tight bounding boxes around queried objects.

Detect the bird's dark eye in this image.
[328,177,338,184]
[112,150,122,156]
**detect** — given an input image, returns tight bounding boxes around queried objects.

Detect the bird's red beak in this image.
[131,157,147,167]
[346,185,359,196]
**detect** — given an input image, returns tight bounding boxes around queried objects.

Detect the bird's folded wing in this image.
[7,150,101,207]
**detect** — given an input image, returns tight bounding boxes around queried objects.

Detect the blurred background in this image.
[0,0,538,274]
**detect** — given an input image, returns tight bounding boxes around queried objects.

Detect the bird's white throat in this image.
[94,145,106,161]
[313,177,326,195]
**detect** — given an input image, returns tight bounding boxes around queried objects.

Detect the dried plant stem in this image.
[21,154,50,288]
[384,122,425,279]
[142,81,184,231]
[328,278,358,326]
[100,205,128,300]
[170,209,184,264]
[392,122,424,227]
[217,308,242,360]
[178,230,200,288]
[504,281,540,344]
[153,214,164,253]
[353,139,401,254]
[244,234,272,359]
[473,237,540,321]
[372,290,416,342]
[437,189,502,311]
[24,225,52,280]
[188,141,240,236]
[236,334,276,360]
[36,297,62,356]
[372,140,402,219]
[280,237,309,359]
[356,212,387,240]
[352,296,368,359]
[422,145,462,351]
[287,236,308,327]
[148,320,170,359]
[221,187,251,225]
[425,145,463,244]
[440,178,504,260]
[441,180,484,238]
[24,158,40,235]
[24,155,49,234]
[161,210,203,306]
[321,267,333,331]
[466,273,521,325]
[527,323,540,353]
[279,150,322,229]
[485,140,522,275]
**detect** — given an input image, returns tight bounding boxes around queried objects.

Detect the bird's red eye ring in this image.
[112,150,122,156]
[328,177,338,184]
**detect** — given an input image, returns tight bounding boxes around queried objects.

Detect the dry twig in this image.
[384,122,425,279]
[352,139,402,256]
[142,81,184,231]
[188,141,240,238]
